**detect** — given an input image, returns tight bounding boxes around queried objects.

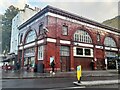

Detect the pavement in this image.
[1,69,120,86]
[1,69,119,79]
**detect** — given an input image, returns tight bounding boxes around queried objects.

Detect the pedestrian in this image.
[90,60,95,70]
[51,60,55,74]
[16,62,20,71]
[27,64,30,71]
[34,64,37,72]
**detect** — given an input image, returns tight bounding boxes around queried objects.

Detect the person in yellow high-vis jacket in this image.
[77,65,82,83]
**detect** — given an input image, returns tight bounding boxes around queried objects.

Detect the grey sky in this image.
[42,1,118,22]
[0,0,119,23]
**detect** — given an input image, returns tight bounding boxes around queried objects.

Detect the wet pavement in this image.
[1,69,119,79]
[1,70,119,89]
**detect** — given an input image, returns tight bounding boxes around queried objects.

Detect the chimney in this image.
[35,7,40,12]
[24,4,29,8]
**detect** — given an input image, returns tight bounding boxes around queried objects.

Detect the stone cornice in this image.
[18,5,120,33]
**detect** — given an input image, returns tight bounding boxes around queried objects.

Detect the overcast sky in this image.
[0,0,119,23]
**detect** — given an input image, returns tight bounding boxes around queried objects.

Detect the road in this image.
[2,78,78,89]
[2,78,119,90]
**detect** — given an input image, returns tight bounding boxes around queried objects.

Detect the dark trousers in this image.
[52,67,54,72]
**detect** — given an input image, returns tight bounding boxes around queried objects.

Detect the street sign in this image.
[77,65,82,83]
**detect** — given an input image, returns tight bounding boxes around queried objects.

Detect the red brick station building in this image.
[18,6,120,72]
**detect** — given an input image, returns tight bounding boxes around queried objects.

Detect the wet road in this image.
[2,78,119,90]
[2,78,77,89]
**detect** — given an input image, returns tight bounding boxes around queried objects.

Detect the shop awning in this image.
[2,54,15,62]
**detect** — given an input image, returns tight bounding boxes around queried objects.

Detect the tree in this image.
[2,5,19,53]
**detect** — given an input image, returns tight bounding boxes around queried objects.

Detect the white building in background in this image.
[10,4,40,55]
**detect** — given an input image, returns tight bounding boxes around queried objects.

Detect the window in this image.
[39,24,43,35]
[104,36,116,47]
[97,33,100,42]
[76,48,83,55]
[105,51,116,57]
[24,48,35,57]
[74,30,92,43]
[60,46,69,56]
[85,49,91,55]
[38,46,44,60]
[62,25,68,35]
[20,33,23,44]
[26,30,36,44]
[74,47,93,57]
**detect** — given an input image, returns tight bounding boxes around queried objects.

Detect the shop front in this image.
[24,47,35,71]
[105,51,117,69]
[73,47,94,70]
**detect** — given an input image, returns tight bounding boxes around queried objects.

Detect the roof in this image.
[18,5,120,33]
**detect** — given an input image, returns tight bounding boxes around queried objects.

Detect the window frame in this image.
[74,47,93,57]
[104,36,116,47]
[39,23,43,35]
[97,32,101,42]
[62,25,68,36]
[76,48,83,55]
[20,33,23,44]
[38,46,44,60]
[60,46,70,56]
[74,30,92,43]
[84,48,91,55]
[26,30,36,44]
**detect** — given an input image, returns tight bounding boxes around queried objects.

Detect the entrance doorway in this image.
[96,59,104,70]
[107,57,116,69]
[60,56,70,72]
[60,46,70,72]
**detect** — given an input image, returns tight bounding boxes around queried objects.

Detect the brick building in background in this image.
[18,6,120,72]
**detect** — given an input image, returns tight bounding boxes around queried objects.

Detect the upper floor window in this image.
[39,24,43,35]
[19,33,23,44]
[104,36,116,47]
[26,30,36,44]
[62,25,68,35]
[74,30,92,43]
[97,33,100,42]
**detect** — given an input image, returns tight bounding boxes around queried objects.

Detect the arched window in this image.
[74,30,92,43]
[25,30,36,43]
[104,36,116,47]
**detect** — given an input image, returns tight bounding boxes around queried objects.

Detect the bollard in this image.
[77,65,82,83]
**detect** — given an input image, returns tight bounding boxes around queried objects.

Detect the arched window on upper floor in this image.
[25,30,36,44]
[74,30,92,43]
[20,33,23,44]
[104,36,116,47]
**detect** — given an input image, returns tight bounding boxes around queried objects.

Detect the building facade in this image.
[18,6,120,72]
[10,4,39,55]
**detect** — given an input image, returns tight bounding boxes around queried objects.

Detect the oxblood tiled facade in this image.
[18,6,120,72]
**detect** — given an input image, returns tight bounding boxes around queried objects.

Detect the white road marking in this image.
[46,86,86,90]
[64,86,86,89]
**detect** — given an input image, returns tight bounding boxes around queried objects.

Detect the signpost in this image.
[77,65,82,83]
